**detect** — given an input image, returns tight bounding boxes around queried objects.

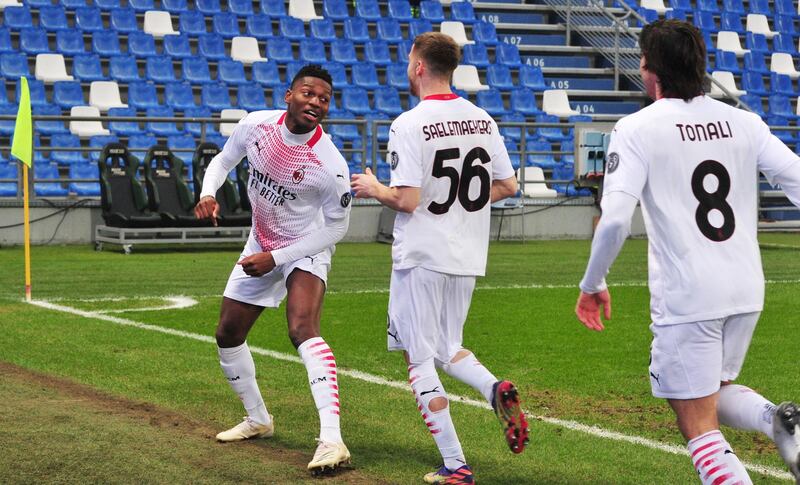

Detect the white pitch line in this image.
[98,296,199,314]
[26,299,794,482]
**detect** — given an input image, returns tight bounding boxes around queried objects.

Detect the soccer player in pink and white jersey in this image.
[194,65,352,475]
[351,33,527,484]
[575,20,800,484]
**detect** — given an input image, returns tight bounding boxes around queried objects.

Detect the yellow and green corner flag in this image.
[12,76,33,301]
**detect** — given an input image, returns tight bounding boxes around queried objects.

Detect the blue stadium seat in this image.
[766,115,796,142]
[323,0,349,21]
[129,0,155,12]
[665,9,688,20]
[229,0,254,16]
[127,81,161,110]
[744,51,770,74]
[179,10,207,36]
[267,37,295,63]
[527,140,557,170]
[33,105,69,135]
[331,39,358,65]
[75,6,104,32]
[311,19,336,42]
[61,0,87,7]
[693,10,717,32]
[365,40,392,66]
[279,16,306,41]
[261,0,287,18]
[300,38,328,64]
[53,81,85,109]
[73,54,107,82]
[273,85,289,109]
[0,87,9,107]
[213,12,241,38]
[327,111,360,140]
[34,163,69,197]
[741,70,769,95]
[771,72,797,96]
[56,30,85,55]
[775,15,798,37]
[356,0,381,21]
[450,1,476,24]
[503,140,521,170]
[197,0,221,14]
[128,31,158,57]
[374,87,403,116]
[719,12,743,34]
[388,0,413,22]
[369,20,399,47]
[386,63,409,90]
[476,89,509,116]
[341,87,371,115]
[409,19,433,39]
[520,65,547,91]
[352,62,380,89]
[202,83,232,111]
[146,56,176,83]
[198,33,227,60]
[39,5,69,31]
[408,94,420,110]
[487,65,514,91]
[97,0,120,9]
[51,133,85,165]
[463,43,490,68]
[420,0,444,22]
[397,39,414,62]
[110,7,138,33]
[164,82,197,111]
[252,60,284,87]
[22,79,48,108]
[0,162,18,197]
[108,106,145,136]
[345,17,371,43]
[162,0,188,13]
[697,0,719,13]
[128,134,157,154]
[536,114,572,142]
[146,106,184,136]
[3,6,32,30]
[28,0,53,7]
[496,43,522,68]
[285,60,304,83]
[1,53,31,80]
[20,28,50,55]
[0,105,17,136]
[669,0,693,12]
[715,50,741,74]
[164,34,192,59]
[722,0,745,14]
[0,27,14,54]
[323,61,351,88]
[110,55,142,82]
[167,134,197,165]
[472,21,498,45]
[183,57,213,84]
[749,0,771,15]
[68,163,101,196]
[746,32,769,54]
[637,8,658,25]
[774,34,799,55]
[246,14,274,39]
[499,113,525,142]
[775,0,798,18]
[92,31,122,57]
[218,59,248,85]
[183,106,218,137]
[237,83,268,111]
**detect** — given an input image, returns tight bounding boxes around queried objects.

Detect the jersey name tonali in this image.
[389,95,515,276]
[223,110,349,253]
[605,95,798,324]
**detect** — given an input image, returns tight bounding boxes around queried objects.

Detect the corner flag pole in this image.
[11,77,33,302]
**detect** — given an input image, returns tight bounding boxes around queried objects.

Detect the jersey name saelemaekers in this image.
[389,94,515,276]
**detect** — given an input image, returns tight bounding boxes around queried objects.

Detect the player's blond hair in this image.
[413,32,461,79]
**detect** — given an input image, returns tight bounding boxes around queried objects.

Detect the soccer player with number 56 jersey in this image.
[351,32,527,484]
[575,20,800,484]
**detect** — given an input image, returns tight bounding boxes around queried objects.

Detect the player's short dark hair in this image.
[639,19,706,101]
[413,32,460,78]
[290,64,333,90]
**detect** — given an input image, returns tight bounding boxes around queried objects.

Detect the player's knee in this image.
[429,396,449,412]
[287,321,318,348]
[215,321,246,347]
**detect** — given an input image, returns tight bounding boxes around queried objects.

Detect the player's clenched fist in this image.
[237,252,276,277]
[194,195,219,226]
[350,168,382,199]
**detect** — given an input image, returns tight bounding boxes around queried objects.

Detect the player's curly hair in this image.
[413,32,460,78]
[639,20,706,101]
[291,64,333,89]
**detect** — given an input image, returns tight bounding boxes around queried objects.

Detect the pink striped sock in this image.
[298,337,341,443]
[688,430,752,485]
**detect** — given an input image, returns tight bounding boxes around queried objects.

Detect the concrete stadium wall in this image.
[0,204,647,246]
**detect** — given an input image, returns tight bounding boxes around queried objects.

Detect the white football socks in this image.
[439,351,498,404]
[717,384,776,439]
[298,337,342,443]
[688,430,752,485]
[218,342,270,425]
[409,360,466,472]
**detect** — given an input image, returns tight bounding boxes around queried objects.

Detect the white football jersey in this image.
[389,94,515,276]
[605,95,799,324]
[200,110,351,253]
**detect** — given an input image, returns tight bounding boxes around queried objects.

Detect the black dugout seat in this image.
[98,143,162,228]
[192,142,252,227]
[143,145,211,227]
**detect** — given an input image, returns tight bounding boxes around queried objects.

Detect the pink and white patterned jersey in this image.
[200,110,351,254]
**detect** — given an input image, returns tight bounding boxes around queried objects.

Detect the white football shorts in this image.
[648,312,760,400]
[223,232,332,308]
[387,266,476,365]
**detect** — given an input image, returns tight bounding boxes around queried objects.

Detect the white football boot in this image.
[773,402,800,484]
[307,439,350,475]
[215,415,274,442]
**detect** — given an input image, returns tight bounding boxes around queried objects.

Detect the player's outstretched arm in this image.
[194,195,220,226]
[351,168,420,213]
[575,289,611,331]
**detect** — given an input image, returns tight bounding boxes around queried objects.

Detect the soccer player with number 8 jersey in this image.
[575,20,800,484]
[351,32,527,484]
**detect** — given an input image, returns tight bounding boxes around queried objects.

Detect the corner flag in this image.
[11,76,32,168]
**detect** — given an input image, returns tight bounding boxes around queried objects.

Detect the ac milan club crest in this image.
[292,168,305,184]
